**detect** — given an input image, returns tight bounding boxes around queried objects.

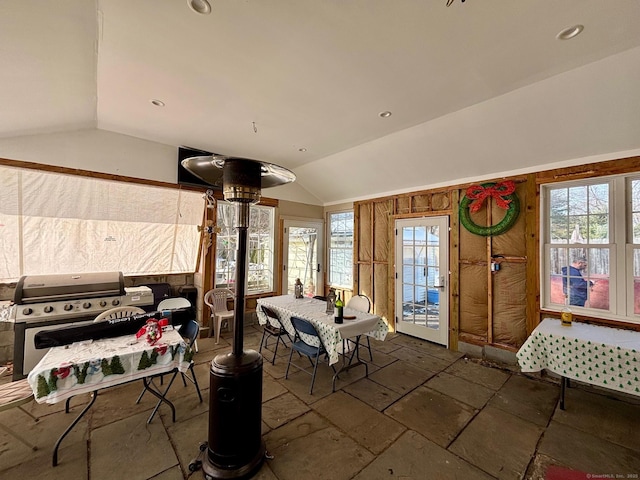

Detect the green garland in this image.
[459,182,520,236]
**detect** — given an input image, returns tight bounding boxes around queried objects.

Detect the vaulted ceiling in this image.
[2,0,640,205]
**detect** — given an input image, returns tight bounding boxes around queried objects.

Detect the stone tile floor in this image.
[1,324,639,479]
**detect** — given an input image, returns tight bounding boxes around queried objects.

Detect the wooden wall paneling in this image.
[535,155,640,185]
[526,174,540,336]
[353,203,360,298]
[449,189,460,351]
[396,196,410,215]
[412,194,430,213]
[485,208,493,343]
[373,200,393,324]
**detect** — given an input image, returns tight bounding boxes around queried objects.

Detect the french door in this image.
[395,216,449,346]
[282,220,324,297]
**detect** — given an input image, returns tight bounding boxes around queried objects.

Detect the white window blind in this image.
[0,165,205,281]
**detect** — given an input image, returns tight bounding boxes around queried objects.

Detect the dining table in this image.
[516,318,640,409]
[27,327,192,466]
[256,294,388,389]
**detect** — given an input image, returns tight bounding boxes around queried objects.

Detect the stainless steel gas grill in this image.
[12,272,153,379]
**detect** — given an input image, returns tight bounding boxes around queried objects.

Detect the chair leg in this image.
[259,329,268,354]
[309,355,320,395]
[271,334,281,365]
[285,345,295,379]
[216,316,224,344]
[188,364,203,402]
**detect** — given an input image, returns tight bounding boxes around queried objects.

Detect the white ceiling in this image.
[2,0,640,205]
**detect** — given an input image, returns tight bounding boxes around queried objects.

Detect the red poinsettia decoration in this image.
[136,318,169,345]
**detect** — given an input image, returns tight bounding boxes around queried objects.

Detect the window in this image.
[215,202,275,294]
[542,174,640,323]
[0,165,205,282]
[328,211,353,288]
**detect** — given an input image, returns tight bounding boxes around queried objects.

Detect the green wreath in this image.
[459,181,520,236]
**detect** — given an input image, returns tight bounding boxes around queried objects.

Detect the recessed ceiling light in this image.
[298,148,307,152]
[188,0,212,15]
[379,111,392,118]
[150,99,165,107]
[556,25,584,40]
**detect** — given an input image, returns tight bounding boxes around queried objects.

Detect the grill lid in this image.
[14,272,125,304]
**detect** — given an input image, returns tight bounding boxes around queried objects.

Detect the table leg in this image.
[332,337,369,392]
[142,374,177,424]
[53,390,98,466]
[560,376,566,411]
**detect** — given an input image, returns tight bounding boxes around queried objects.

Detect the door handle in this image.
[317,263,320,273]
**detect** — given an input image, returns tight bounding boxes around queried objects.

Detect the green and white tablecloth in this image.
[28,328,191,404]
[516,318,640,397]
[256,295,389,365]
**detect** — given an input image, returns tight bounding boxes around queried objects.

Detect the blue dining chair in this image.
[285,316,335,394]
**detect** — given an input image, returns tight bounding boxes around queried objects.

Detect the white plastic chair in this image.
[157,297,197,352]
[346,294,374,361]
[93,306,145,322]
[346,295,370,314]
[157,297,192,311]
[204,288,234,344]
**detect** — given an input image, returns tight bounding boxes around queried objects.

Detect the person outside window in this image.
[561,257,594,307]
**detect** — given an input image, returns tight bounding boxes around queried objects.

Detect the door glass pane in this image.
[401,226,441,329]
[286,227,318,297]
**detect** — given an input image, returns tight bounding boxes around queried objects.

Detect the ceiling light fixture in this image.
[150,99,165,107]
[188,0,212,15]
[556,24,584,40]
[298,148,307,152]
[379,111,392,118]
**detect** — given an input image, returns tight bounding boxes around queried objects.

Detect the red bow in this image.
[466,181,516,213]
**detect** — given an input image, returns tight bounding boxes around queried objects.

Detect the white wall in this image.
[0,128,324,205]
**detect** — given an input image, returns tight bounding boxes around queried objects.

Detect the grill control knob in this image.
[64,304,73,311]
[44,306,54,313]
[99,300,107,307]
[112,299,121,306]
[22,307,33,315]
[83,302,92,309]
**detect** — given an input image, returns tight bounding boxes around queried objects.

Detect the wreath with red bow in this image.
[459,181,520,236]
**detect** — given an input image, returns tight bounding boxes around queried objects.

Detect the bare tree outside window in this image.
[328,211,353,288]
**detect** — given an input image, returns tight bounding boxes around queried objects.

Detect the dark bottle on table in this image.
[334,293,343,324]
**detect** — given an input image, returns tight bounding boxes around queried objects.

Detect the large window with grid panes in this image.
[328,211,354,288]
[542,174,640,324]
[215,202,275,294]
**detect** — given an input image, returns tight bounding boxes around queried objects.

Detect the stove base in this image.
[203,350,265,479]
[201,440,265,480]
